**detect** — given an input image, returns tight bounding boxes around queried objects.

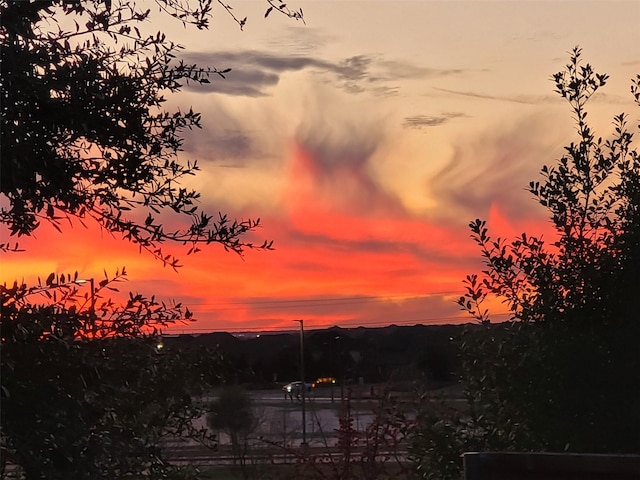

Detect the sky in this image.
[2,0,639,333]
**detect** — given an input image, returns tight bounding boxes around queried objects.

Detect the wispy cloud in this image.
[402,112,465,129]
[266,26,331,55]
[180,50,465,97]
[289,96,405,215]
[431,111,571,223]
[433,87,558,105]
[179,101,263,162]
[180,51,329,96]
[379,60,464,79]
[186,128,254,162]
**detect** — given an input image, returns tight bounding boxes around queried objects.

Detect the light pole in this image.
[294,319,307,448]
[75,278,97,338]
[75,278,95,316]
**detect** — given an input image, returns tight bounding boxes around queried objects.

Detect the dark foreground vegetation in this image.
[409,48,640,480]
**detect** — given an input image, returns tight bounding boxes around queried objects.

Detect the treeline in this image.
[165,324,466,388]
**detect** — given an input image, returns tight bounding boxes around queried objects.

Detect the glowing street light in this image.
[75,278,95,316]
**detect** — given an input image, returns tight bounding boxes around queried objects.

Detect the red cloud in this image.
[2,142,553,333]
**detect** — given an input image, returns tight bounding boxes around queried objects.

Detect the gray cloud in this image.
[293,93,384,172]
[179,51,331,97]
[292,95,406,215]
[286,227,474,269]
[336,55,371,80]
[379,60,464,80]
[266,26,332,55]
[197,292,468,329]
[371,85,400,97]
[206,70,279,97]
[296,116,380,169]
[179,50,464,97]
[590,91,639,105]
[403,112,465,129]
[430,112,570,223]
[433,87,634,107]
[180,102,261,163]
[207,129,253,159]
[433,87,559,105]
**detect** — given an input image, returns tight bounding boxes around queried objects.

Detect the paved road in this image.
[171,385,459,464]
[188,386,401,452]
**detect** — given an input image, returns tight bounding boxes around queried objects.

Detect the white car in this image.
[283,381,314,396]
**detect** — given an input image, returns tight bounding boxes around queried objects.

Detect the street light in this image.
[294,319,307,449]
[75,278,95,316]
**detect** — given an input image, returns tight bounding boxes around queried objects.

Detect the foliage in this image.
[272,388,415,480]
[1,1,303,479]
[409,392,493,480]
[2,269,189,340]
[1,272,222,479]
[0,0,305,265]
[207,386,259,480]
[410,47,640,478]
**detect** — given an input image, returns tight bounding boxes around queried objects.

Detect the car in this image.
[315,376,336,385]
[283,381,314,396]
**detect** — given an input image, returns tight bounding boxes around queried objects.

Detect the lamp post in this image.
[75,278,95,316]
[294,319,307,448]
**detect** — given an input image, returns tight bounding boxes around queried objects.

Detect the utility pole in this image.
[294,319,307,448]
[88,277,95,317]
[76,278,96,338]
[76,278,95,316]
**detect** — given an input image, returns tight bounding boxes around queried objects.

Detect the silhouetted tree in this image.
[410,47,640,478]
[270,388,415,480]
[1,271,222,479]
[1,0,302,265]
[1,1,303,478]
[207,386,258,480]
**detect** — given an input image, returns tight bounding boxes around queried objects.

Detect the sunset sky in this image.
[2,0,639,333]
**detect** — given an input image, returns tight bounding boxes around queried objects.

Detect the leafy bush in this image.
[410,47,640,478]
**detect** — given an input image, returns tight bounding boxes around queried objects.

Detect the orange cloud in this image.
[2,137,555,334]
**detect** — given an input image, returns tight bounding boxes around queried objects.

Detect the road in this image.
[165,384,462,466]
[196,386,382,449]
